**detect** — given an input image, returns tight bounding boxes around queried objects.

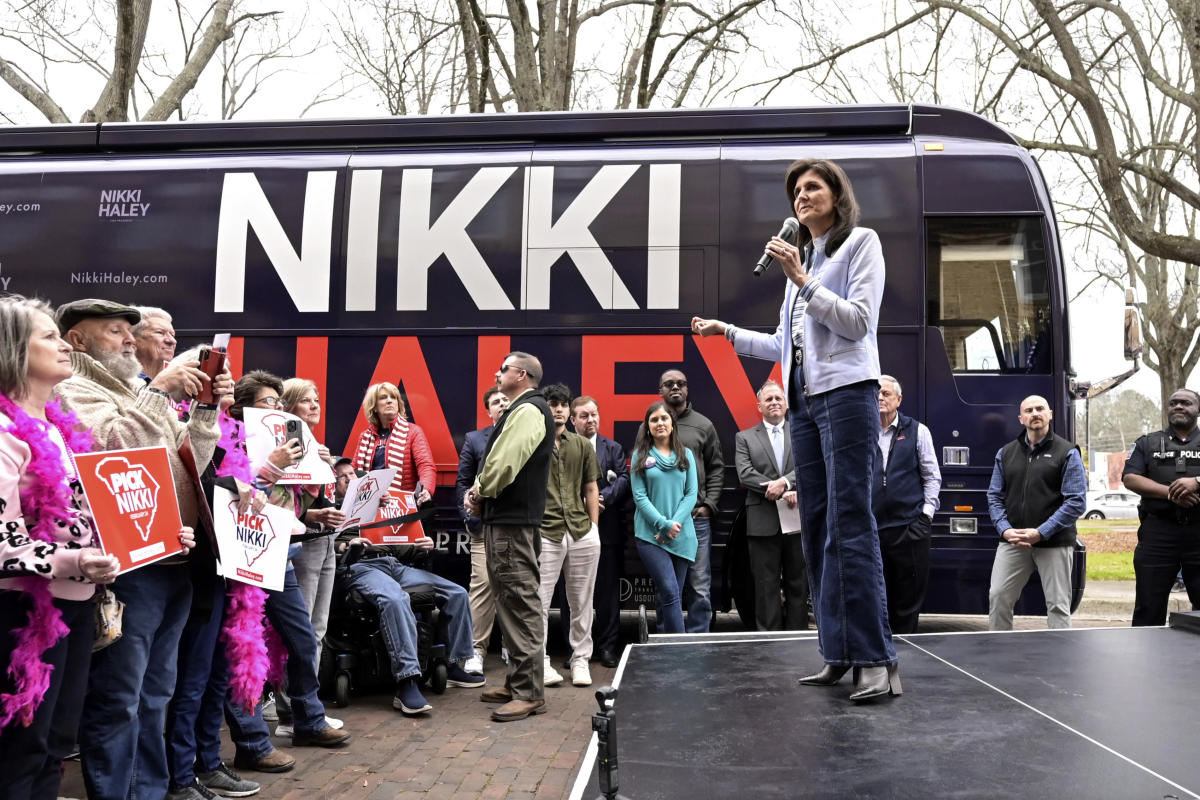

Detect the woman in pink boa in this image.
[0,295,121,799]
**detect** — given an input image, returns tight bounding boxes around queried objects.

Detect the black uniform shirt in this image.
[1123,427,1200,520]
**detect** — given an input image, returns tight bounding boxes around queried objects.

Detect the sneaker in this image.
[392,677,432,715]
[543,658,564,687]
[447,663,486,688]
[261,697,277,723]
[166,781,218,800]
[463,652,485,675]
[275,714,337,737]
[571,661,592,687]
[197,764,260,798]
[501,646,510,664]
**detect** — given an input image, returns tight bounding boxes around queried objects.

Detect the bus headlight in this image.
[949,517,978,534]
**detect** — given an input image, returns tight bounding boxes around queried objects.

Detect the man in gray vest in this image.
[464,352,555,722]
[873,375,941,634]
[986,395,1087,630]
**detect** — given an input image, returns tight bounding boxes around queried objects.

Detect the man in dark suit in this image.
[571,396,630,668]
[734,380,809,631]
[455,386,510,674]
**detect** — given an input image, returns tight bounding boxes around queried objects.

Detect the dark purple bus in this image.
[0,103,1088,617]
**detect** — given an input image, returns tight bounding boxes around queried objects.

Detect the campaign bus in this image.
[0,103,1101,618]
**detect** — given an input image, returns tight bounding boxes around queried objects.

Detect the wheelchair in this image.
[318,542,448,707]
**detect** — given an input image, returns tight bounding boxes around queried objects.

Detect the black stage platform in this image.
[570,613,1200,799]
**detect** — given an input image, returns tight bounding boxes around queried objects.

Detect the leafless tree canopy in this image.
[754,0,1198,408]
[0,0,297,122]
[331,0,776,113]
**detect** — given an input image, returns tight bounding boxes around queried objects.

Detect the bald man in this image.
[985,395,1087,630]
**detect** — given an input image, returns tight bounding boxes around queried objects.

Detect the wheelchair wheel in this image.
[637,604,649,644]
[430,662,448,695]
[334,672,351,708]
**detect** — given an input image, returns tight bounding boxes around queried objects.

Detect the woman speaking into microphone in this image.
[692,158,898,703]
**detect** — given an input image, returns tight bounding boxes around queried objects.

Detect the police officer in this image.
[1122,388,1200,626]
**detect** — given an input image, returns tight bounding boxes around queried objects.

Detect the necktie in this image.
[771,425,785,474]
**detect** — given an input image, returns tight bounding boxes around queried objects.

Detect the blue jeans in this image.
[682,515,712,633]
[345,557,475,680]
[636,539,690,634]
[789,370,895,666]
[80,563,193,800]
[166,576,226,790]
[225,562,327,759]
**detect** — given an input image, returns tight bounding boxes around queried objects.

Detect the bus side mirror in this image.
[1123,287,1143,361]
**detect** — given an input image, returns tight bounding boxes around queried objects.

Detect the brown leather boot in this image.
[292,726,352,747]
[233,747,296,773]
[490,698,546,722]
[480,686,513,703]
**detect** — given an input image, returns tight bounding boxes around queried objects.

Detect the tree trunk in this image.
[142,0,238,121]
[87,0,153,122]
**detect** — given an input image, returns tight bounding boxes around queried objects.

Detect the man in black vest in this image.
[464,352,555,722]
[986,395,1087,630]
[1122,388,1200,626]
[872,375,941,634]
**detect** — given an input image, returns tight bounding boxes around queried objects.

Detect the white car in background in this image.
[1082,490,1140,520]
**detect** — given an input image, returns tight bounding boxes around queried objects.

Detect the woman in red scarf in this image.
[0,296,120,798]
[352,383,435,504]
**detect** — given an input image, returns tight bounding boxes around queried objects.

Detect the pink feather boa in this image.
[0,392,92,729]
[216,412,288,712]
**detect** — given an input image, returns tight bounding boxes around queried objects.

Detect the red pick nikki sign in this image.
[75,446,184,574]
[362,490,424,545]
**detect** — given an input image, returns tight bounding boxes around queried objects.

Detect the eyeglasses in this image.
[661,380,687,389]
[255,396,282,408]
[499,364,525,374]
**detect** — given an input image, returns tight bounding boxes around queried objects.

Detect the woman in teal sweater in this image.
[630,401,698,633]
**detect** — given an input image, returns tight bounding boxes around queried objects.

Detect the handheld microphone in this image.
[753,217,801,276]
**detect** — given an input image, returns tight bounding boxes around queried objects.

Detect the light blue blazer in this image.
[731,226,884,398]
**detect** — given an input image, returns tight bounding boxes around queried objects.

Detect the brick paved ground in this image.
[58,607,1129,800]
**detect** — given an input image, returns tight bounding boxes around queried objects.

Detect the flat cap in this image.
[55,298,141,334]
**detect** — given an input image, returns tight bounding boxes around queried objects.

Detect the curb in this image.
[1076,586,1192,621]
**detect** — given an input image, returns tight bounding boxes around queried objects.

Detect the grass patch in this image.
[1077,519,1138,536]
[1087,552,1134,582]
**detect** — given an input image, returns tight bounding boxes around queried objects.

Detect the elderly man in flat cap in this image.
[53,299,236,800]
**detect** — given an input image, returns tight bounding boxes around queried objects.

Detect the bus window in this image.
[927,217,1051,374]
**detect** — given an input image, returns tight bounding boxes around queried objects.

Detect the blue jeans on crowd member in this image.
[225,561,328,760]
[682,514,712,633]
[636,539,691,634]
[166,576,227,790]
[344,557,475,680]
[789,369,895,667]
[80,563,193,800]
